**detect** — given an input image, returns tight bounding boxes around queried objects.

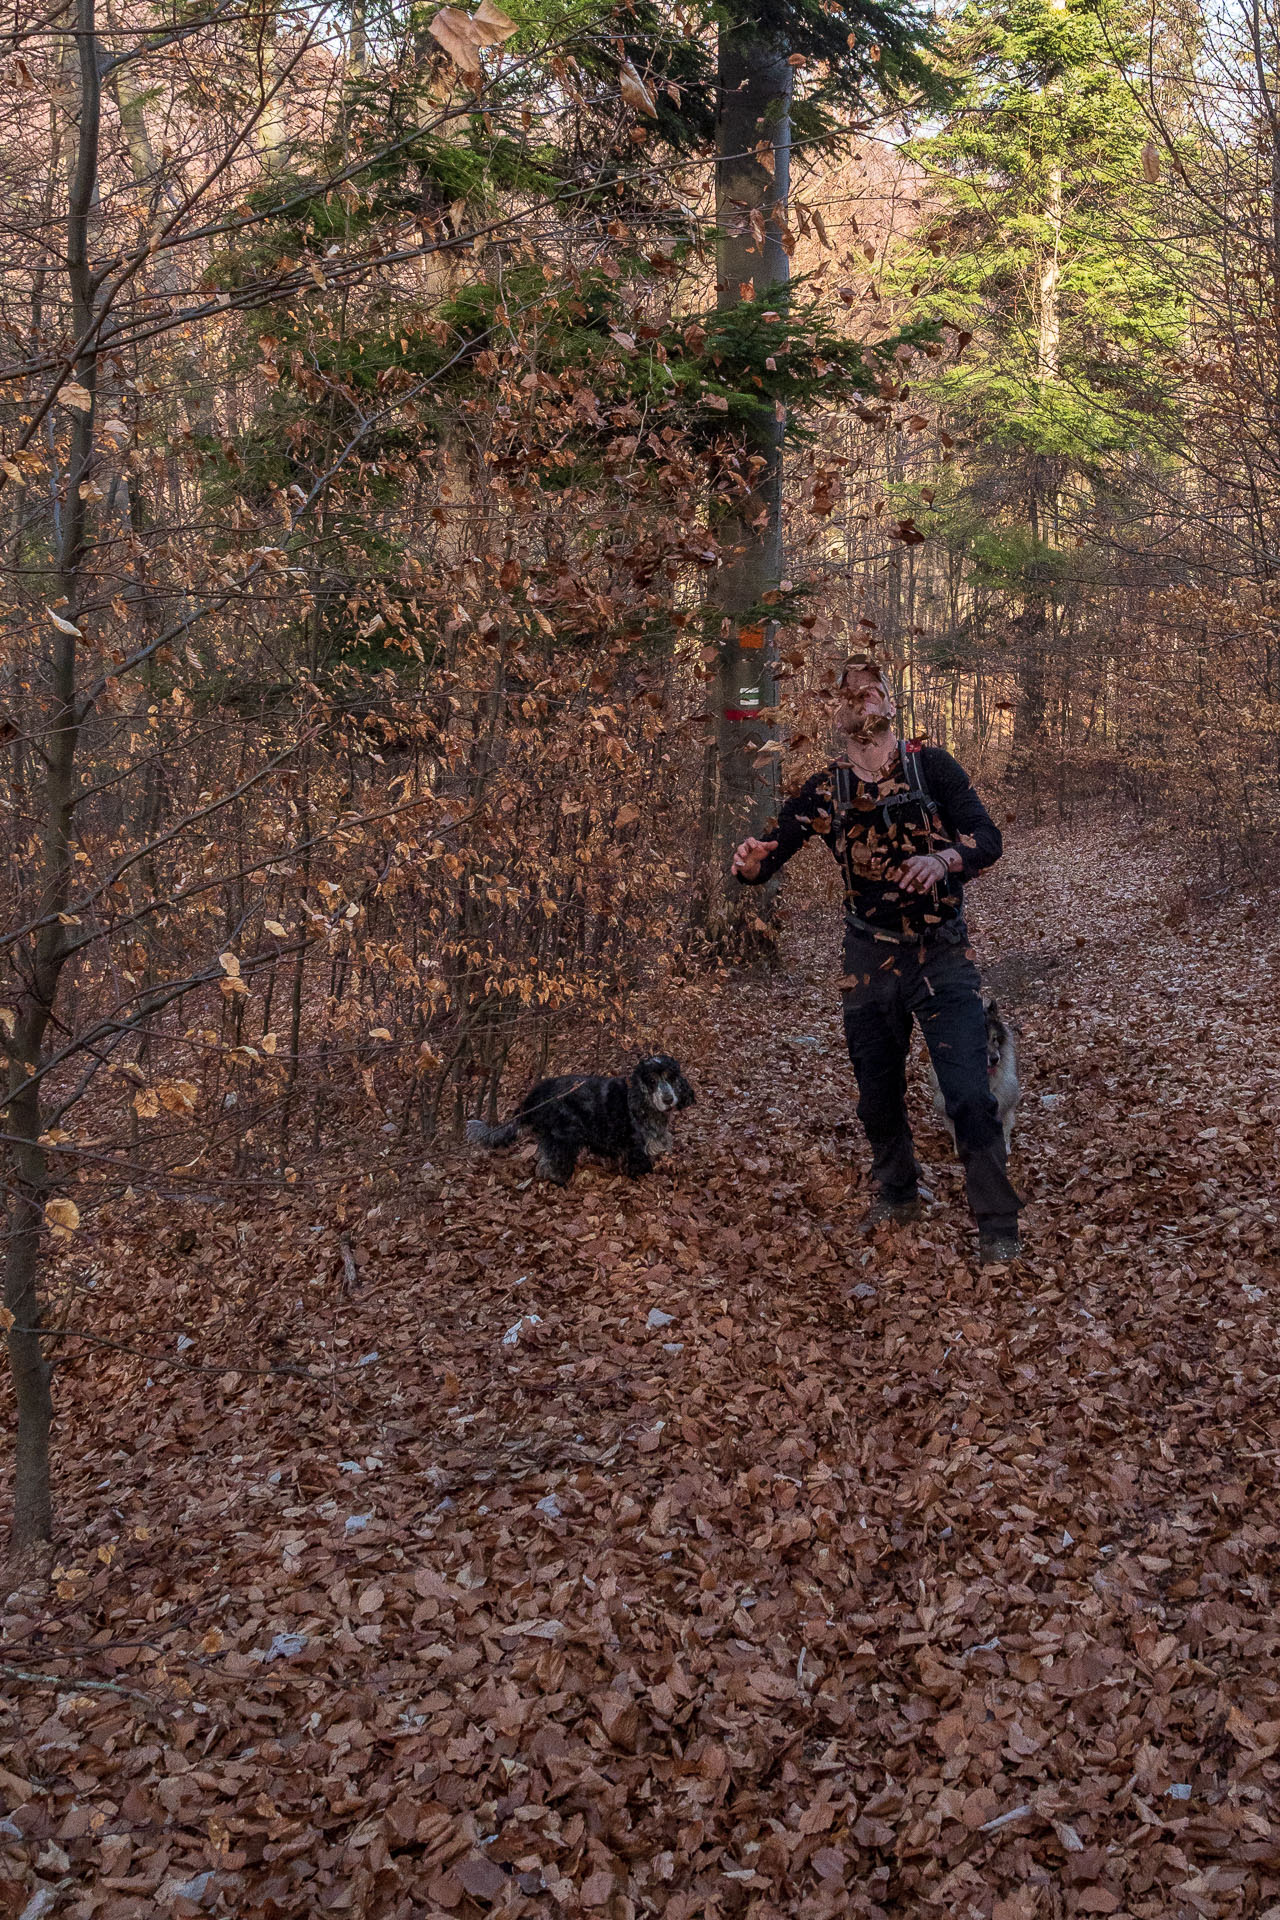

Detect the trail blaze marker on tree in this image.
[726,680,763,721]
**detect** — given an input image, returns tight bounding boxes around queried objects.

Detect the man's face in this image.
[837,669,896,740]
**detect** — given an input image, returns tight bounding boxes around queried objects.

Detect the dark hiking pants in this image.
[840,929,1021,1235]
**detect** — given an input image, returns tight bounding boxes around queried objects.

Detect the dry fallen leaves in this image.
[4,825,1280,1920]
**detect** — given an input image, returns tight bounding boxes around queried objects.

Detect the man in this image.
[732,655,1022,1263]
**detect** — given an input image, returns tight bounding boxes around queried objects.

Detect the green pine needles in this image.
[898,0,1185,472]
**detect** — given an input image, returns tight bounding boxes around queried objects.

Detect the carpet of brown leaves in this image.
[3,822,1280,1920]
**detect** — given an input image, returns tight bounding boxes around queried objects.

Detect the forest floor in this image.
[4,818,1280,1920]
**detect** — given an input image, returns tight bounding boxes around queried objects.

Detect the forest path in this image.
[6,820,1280,1920]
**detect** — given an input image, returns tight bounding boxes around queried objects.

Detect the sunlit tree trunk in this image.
[1037,166,1062,380]
[258,4,290,178]
[709,26,792,897]
[107,0,169,212]
[1020,0,1067,786]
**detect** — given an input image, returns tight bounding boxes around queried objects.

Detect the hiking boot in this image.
[978,1231,1024,1266]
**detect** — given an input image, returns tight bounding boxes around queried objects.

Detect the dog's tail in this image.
[466,1116,520,1150]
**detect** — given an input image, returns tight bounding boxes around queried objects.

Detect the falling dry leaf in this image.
[472,0,517,43]
[44,1196,80,1235]
[427,6,486,76]
[619,57,657,117]
[157,1080,199,1113]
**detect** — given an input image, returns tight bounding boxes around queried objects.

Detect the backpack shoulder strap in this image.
[900,739,932,801]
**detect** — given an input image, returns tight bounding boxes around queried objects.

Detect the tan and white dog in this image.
[927,997,1019,1151]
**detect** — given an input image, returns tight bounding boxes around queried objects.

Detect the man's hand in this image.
[732,836,778,881]
[897,852,952,894]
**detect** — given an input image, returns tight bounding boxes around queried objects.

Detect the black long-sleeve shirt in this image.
[737,744,1002,941]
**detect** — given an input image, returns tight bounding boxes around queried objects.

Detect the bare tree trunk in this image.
[1009,0,1068,802]
[709,26,792,895]
[106,0,167,210]
[1037,160,1063,381]
[4,0,101,1561]
[258,5,290,178]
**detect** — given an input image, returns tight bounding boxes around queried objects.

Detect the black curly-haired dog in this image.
[467,1054,695,1183]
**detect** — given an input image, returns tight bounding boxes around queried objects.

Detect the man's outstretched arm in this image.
[732,775,828,885]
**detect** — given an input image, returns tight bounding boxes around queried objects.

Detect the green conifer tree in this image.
[895,0,1184,753]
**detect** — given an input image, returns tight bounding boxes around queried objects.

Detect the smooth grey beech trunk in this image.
[710,27,792,888]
